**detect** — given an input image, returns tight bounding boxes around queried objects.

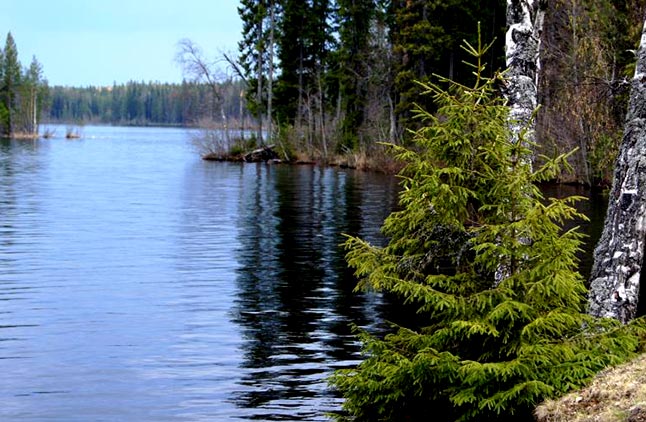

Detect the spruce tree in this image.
[238,0,271,142]
[2,32,20,136]
[330,35,644,421]
[18,56,46,135]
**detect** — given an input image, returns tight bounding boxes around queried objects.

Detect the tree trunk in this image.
[588,20,646,323]
[32,89,37,135]
[504,0,546,152]
[317,71,328,159]
[240,89,245,139]
[267,0,275,143]
[256,12,264,145]
[388,95,397,143]
[496,0,547,284]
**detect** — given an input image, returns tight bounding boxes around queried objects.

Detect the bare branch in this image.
[222,51,249,86]
[175,38,223,93]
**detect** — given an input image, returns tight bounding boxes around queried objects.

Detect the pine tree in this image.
[2,32,21,136]
[330,34,644,421]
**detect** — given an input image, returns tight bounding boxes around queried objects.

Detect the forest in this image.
[47,81,245,128]
[0,32,47,138]
[232,0,644,184]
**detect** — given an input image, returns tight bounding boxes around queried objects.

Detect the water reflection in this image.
[540,183,608,280]
[232,164,398,419]
[228,176,609,419]
[0,139,48,358]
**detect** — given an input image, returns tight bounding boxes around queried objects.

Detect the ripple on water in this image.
[0,127,400,421]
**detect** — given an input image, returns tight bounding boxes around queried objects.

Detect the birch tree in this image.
[504,0,546,153]
[20,56,45,135]
[175,39,226,125]
[494,1,546,283]
[588,20,646,323]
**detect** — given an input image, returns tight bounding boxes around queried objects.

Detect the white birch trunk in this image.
[504,0,545,151]
[496,0,546,284]
[588,21,646,323]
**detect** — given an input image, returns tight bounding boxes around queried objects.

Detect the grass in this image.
[535,353,646,422]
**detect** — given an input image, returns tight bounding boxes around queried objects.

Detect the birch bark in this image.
[495,0,546,284]
[588,20,646,323]
[504,0,546,151]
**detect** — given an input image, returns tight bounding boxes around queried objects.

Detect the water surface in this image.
[0,126,399,421]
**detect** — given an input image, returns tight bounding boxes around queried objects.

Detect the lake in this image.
[0,125,606,421]
[0,125,404,421]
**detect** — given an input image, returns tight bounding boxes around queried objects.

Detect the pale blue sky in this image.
[0,0,243,86]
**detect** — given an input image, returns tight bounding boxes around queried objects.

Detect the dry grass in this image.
[8,132,40,140]
[535,354,646,422]
[324,146,403,174]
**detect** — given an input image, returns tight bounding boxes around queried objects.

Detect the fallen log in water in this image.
[202,144,281,163]
[243,144,279,162]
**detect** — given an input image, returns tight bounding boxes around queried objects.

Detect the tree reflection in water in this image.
[231,164,398,420]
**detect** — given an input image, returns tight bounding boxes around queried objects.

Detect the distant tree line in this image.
[0,32,48,138]
[46,80,246,127]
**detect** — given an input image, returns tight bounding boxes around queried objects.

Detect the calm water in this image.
[0,126,400,421]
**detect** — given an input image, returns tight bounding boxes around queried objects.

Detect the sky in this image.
[0,0,243,87]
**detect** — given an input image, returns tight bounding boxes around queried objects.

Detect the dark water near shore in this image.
[0,125,606,421]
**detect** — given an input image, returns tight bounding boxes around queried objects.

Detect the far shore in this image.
[3,132,40,140]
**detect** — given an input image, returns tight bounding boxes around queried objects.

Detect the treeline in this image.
[47,80,245,127]
[235,0,642,183]
[0,32,47,138]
